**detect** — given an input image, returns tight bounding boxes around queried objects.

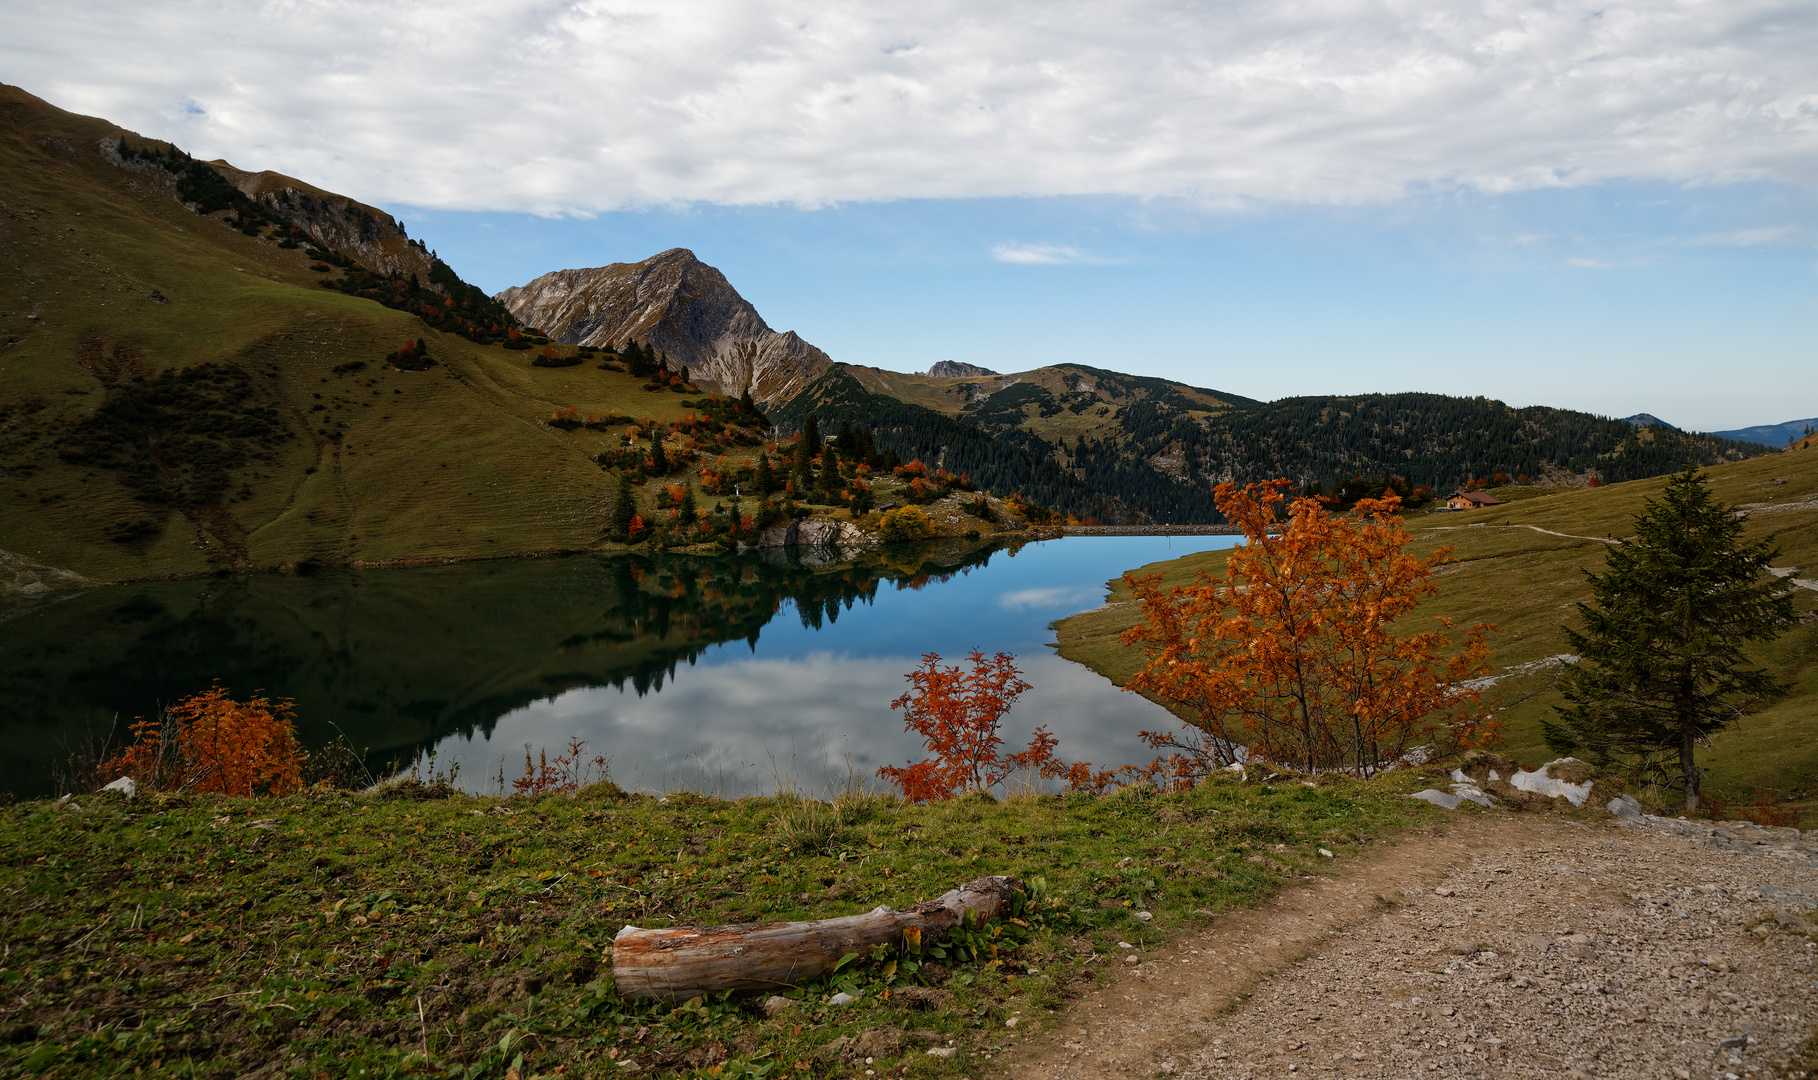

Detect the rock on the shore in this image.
[755,517,875,553]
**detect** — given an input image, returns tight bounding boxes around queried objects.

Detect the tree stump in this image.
[610,875,1019,1001]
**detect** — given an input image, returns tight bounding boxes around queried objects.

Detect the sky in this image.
[6,0,1816,430]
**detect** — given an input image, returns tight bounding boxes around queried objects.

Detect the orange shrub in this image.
[101,682,306,796]
[1122,482,1496,778]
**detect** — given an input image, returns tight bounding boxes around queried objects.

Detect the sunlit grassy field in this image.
[1053,448,1818,812]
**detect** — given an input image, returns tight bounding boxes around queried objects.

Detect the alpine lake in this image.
[0,535,1242,799]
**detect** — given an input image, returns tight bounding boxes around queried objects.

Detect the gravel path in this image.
[999,813,1818,1080]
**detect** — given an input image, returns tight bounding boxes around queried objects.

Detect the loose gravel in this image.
[1000,813,1817,1080]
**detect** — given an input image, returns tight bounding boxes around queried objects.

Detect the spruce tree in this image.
[608,476,638,540]
[818,445,841,499]
[650,433,668,476]
[755,452,777,494]
[1545,465,1797,810]
[678,483,698,526]
[794,413,820,491]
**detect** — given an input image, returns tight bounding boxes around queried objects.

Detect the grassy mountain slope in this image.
[0,84,744,585]
[1053,446,1818,812]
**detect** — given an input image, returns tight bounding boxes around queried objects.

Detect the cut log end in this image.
[610,875,1019,1001]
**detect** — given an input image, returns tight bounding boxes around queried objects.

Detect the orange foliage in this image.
[1121,482,1496,778]
[101,682,306,796]
[894,459,929,478]
[665,483,687,506]
[876,650,1046,801]
[513,737,609,796]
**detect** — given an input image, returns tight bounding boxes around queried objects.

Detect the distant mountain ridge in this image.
[494,249,834,405]
[1622,413,1676,430]
[1709,418,1818,448]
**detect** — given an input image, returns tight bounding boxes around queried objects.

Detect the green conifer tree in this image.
[755,452,777,494]
[817,445,841,499]
[650,433,668,476]
[608,476,638,540]
[794,413,820,492]
[1545,465,1797,810]
[679,483,698,526]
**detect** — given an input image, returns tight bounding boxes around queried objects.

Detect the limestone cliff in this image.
[208,162,437,281]
[926,361,999,377]
[494,249,834,406]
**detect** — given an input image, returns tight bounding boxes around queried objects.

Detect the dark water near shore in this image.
[0,535,1240,797]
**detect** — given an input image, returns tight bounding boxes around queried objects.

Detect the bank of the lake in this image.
[0,770,1461,1079]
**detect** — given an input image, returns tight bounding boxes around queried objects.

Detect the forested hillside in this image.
[777,365,1773,524]
[772,369,1118,521]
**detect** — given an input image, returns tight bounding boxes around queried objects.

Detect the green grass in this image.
[1054,448,1818,813]
[0,772,1444,1078]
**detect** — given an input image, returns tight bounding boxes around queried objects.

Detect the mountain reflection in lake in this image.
[0,535,1239,797]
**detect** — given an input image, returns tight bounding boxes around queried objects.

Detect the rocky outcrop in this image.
[755,517,874,552]
[209,162,437,281]
[927,361,999,378]
[494,249,834,406]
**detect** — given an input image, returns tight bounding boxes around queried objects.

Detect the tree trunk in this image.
[1680,681,1701,812]
[610,875,1019,1001]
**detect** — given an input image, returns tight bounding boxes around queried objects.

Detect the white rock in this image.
[926,1047,957,1058]
[1509,759,1594,807]
[1607,794,1642,820]
[1134,911,1154,922]
[100,777,136,800]
[828,992,857,1005]
[1318,848,1335,858]
[1409,789,1466,809]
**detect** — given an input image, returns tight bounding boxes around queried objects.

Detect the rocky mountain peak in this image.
[927,361,1000,378]
[494,250,833,405]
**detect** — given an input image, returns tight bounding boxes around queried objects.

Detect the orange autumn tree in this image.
[1121,482,1496,779]
[877,650,1054,802]
[101,681,307,796]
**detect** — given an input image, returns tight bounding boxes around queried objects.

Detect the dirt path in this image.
[1422,523,1618,544]
[993,813,1818,1080]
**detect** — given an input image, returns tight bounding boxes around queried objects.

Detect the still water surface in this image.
[0,535,1239,796]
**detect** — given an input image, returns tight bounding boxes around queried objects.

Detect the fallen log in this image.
[611,875,1019,1001]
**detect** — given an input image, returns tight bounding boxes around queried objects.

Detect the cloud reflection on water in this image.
[443,649,1174,796]
[431,535,1241,796]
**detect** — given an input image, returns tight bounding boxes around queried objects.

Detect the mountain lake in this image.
[0,535,1241,798]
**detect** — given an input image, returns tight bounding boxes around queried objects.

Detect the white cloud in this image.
[996,585,1099,609]
[990,243,1111,265]
[5,0,1817,212]
[1564,257,1612,268]
[1691,225,1801,247]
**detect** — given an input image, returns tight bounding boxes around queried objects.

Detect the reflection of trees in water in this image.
[0,541,1010,795]
[372,542,1002,777]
